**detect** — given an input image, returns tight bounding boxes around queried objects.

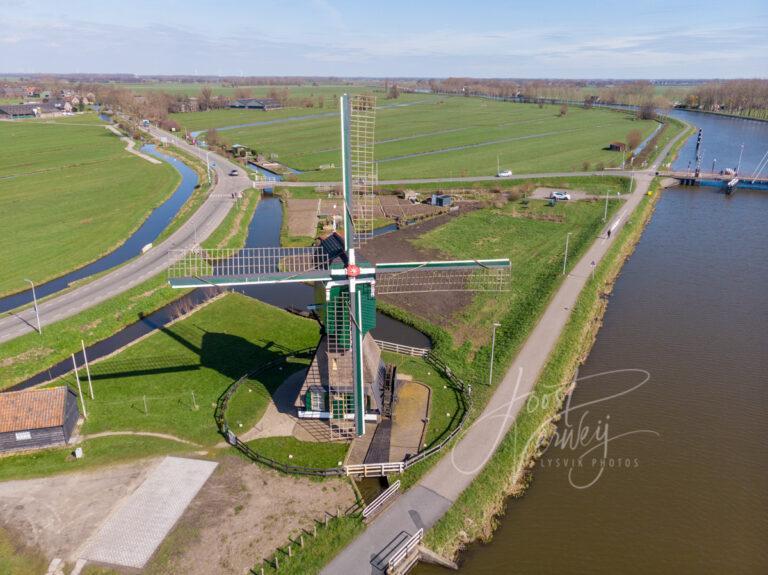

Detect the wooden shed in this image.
[0,387,79,454]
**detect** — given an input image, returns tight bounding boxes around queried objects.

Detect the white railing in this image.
[344,462,404,477]
[387,528,423,573]
[362,480,401,519]
[375,339,429,357]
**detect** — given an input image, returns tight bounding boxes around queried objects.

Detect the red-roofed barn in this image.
[0,387,79,454]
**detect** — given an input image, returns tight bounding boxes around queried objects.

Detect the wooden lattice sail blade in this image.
[349,94,377,247]
[374,259,511,295]
[167,247,330,288]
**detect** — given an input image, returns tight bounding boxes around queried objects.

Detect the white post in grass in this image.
[562,232,572,275]
[81,340,94,400]
[72,354,87,418]
[489,322,501,386]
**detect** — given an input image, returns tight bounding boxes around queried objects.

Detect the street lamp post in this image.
[562,232,572,275]
[603,187,609,222]
[489,322,501,386]
[24,279,41,334]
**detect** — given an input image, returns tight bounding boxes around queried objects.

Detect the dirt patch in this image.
[145,454,355,575]
[0,459,157,560]
[286,199,319,238]
[0,347,54,368]
[360,209,478,328]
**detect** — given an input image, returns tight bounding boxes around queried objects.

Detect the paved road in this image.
[323,131,688,574]
[253,170,637,189]
[0,128,250,344]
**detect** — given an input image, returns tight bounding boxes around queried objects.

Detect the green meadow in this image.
[0,114,179,296]
[69,294,320,446]
[173,96,655,181]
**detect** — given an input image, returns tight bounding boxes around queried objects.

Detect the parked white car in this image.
[550,191,571,200]
[497,169,513,177]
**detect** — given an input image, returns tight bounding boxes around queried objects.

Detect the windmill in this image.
[167,94,510,440]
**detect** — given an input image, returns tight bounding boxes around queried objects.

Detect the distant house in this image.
[608,141,627,152]
[0,387,79,454]
[431,193,453,207]
[230,98,282,110]
[0,104,39,119]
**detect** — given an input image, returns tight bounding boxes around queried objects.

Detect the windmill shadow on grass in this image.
[88,315,304,397]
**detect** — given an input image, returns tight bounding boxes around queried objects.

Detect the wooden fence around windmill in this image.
[215,346,471,478]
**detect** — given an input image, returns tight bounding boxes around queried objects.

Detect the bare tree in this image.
[626,129,643,150]
[559,103,568,116]
[199,86,214,111]
[637,101,656,120]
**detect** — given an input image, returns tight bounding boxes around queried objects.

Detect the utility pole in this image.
[489,322,501,386]
[81,340,94,399]
[562,232,572,275]
[24,279,41,334]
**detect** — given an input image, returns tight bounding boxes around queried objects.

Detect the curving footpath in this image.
[0,128,250,344]
[323,131,689,574]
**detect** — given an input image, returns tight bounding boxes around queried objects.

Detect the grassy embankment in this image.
[175,97,656,182]
[424,180,664,559]
[0,113,179,297]
[256,515,364,575]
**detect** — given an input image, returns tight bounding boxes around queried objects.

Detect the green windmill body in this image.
[168,94,511,440]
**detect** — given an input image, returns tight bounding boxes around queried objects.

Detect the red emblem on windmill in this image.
[346,264,361,277]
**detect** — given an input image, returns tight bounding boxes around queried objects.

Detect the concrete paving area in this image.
[390,380,430,462]
[78,456,217,569]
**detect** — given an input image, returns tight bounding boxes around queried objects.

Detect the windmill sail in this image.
[167,246,331,288]
[374,259,511,294]
[342,94,377,248]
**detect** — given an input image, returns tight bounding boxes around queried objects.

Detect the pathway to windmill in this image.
[322,130,689,574]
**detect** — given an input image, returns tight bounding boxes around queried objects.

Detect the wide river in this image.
[417,110,768,573]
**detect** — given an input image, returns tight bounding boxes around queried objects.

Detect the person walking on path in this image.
[607,228,612,239]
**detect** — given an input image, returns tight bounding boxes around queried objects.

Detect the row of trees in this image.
[674,79,768,119]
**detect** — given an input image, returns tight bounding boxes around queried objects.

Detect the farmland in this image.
[0,114,179,296]
[173,96,656,181]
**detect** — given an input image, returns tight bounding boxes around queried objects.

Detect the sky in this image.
[1,0,767,79]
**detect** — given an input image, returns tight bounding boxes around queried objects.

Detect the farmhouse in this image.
[230,98,282,110]
[0,104,38,119]
[0,387,80,454]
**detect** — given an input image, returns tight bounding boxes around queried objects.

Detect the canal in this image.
[416,111,768,573]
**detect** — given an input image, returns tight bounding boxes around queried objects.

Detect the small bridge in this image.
[659,171,768,192]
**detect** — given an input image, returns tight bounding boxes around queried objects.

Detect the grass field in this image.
[414,197,618,351]
[62,294,320,446]
[173,96,655,181]
[0,113,179,296]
